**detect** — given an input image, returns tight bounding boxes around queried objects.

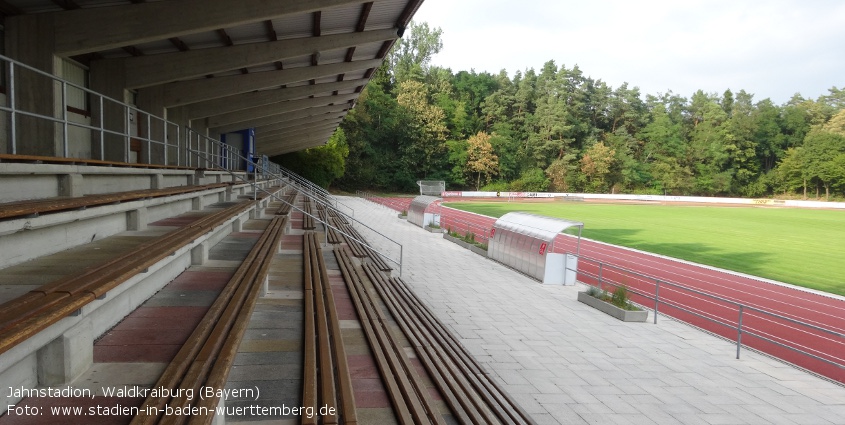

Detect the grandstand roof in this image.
[0,0,422,155]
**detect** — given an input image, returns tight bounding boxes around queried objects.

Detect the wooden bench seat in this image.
[131,215,288,425]
[0,199,256,356]
[301,232,357,425]
[335,248,533,424]
[0,153,206,171]
[0,183,229,220]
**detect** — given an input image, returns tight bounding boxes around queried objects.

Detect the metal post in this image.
[61,81,69,157]
[163,120,168,166]
[146,113,151,165]
[98,96,104,160]
[176,125,181,167]
[654,279,660,324]
[9,62,17,154]
[598,263,603,292]
[736,305,744,359]
[125,106,131,163]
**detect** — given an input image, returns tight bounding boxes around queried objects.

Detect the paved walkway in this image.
[343,196,845,425]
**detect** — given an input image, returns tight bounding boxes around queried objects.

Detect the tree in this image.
[465,132,499,190]
[580,141,616,192]
[273,128,349,189]
[723,90,759,192]
[545,153,578,192]
[396,80,449,179]
[774,147,808,197]
[802,129,845,199]
[336,26,844,198]
[388,21,443,84]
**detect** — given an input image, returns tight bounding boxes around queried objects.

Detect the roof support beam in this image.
[253,108,348,134]
[261,133,339,156]
[258,126,339,146]
[212,105,348,134]
[256,121,341,141]
[185,78,366,120]
[258,132,341,153]
[52,0,367,56]
[163,58,381,107]
[207,93,357,128]
[103,28,397,89]
[252,115,344,136]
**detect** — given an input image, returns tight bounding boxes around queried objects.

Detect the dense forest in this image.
[276,23,845,200]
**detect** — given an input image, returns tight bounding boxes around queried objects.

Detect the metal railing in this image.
[1,54,188,165]
[184,127,242,171]
[185,138,404,276]
[0,52,402,273]
[575,254,845,382]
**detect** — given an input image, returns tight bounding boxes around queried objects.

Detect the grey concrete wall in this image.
[0,211,126,268]
[83,174,151,195]
[0,174,60,201]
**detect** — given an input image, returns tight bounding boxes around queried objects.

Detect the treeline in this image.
[311,23,845,199]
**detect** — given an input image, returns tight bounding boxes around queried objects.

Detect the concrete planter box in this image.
[443,233,471,249]
[577,292,648,322]
[443,233,487,256]
[426,226,443,233]
[468,244,488,257]
[398,214,407,219]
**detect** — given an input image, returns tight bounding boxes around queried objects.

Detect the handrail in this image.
[272,163,356,219]
[1,54,183,165]
[574,253,845,378]
[184,138,404,276]
[1,52,403,274]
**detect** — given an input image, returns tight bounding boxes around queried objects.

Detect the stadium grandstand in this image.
[1,1,844,424]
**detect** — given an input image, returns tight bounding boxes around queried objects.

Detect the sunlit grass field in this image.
[445,201,845,296]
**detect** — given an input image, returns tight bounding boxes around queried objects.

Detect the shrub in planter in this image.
[579,284,647,322]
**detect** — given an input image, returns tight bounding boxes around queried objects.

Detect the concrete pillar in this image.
[127,208,148,231]
[150,174,164,189]
[249,206,262,219]
[0,355,37,416]
[192,196,204,211]
[89,59,130,162]
[4,14,63,157]
[37,318,93,386]
[191,242,207,265]
[232,217,243,233]
[261,274,269,297]
[58,174,84,197]
[193,169,206,186]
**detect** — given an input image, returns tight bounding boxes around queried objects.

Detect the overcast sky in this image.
[411,0,845,105]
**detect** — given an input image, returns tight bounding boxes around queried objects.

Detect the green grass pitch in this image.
[445,201,845,296]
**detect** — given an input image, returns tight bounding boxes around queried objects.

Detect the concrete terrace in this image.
[342,196,845,425]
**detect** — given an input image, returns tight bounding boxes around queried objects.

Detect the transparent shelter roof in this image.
[494,212,584,242]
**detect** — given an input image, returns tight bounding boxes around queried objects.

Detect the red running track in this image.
[367,197,414,213]
[413,202,845,384]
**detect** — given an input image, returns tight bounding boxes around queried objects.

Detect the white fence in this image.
[440,191,845,210]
